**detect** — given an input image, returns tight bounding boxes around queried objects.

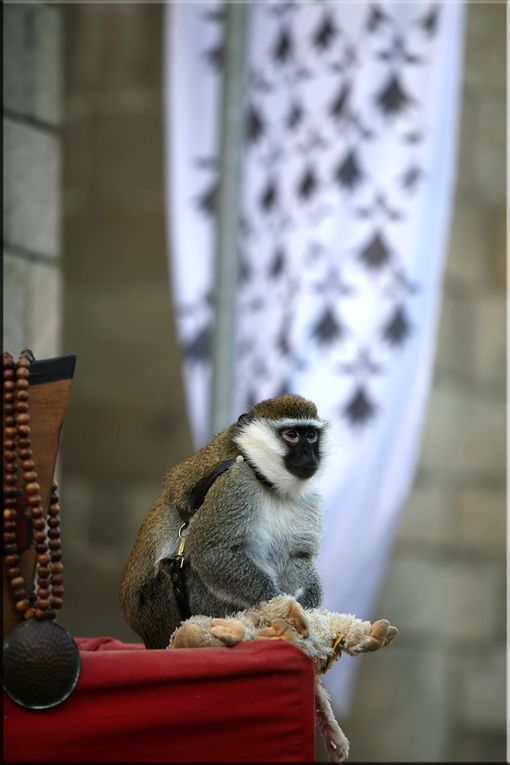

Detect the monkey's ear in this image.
[237,412,251,428]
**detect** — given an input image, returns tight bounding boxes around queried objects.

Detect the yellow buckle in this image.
[321,635,344,674]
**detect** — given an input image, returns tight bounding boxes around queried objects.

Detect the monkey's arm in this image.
[282,554,323,609]
[186,467,283,609]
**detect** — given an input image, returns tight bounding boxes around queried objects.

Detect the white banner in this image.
[164,1,464,713]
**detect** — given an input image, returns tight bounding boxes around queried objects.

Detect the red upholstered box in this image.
[3,636,316,762]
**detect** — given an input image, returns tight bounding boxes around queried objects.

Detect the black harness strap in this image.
[167,459,236,622]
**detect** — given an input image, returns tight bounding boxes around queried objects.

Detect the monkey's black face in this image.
[281,427,321,479]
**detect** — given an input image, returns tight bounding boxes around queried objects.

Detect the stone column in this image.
[3,3,63,358]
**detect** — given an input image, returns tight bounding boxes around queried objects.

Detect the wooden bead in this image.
[49,539,61,551]
[34,530,46,543]
[35,542,48,554]
[51,562,64,574]
[4,476,17,487]
[48,504,60,517]
[25,482,40,496]
[51,586,64,598]
[4,462,17,474]
[17,424,31,437]
[51,574,63,586]
[3,439,16,450]
[18,442,32,453]
[10,576,25,589]
[50,597,63,609]
[29,506,43,519]
[37,589,50,599]
[34,609,48,619]
[5,554,18,567]
[3,509,17,521]
[4,520,16,531]
[38,567,49,579]
[14,401,28,412]
[15,599,30,613]
[15,388,29,400]
[15,413,30,425]
[37,553,50,565]
[23,471,38,483]
[37,599,50,610]
[28,496,43,508]
[3,543,17,554]
[3,532,16,543]
[4,426,16,438]
[15,366,29,378]
[7,566,21,578]
[24,608,36,620]
[3,367,15,379]
[21,459,35,470]
[50,551,62,562]
[47,528,60,540]
[32,518,45,530]
[47,517,59,528]
[3,380,15,392]
[13,588,27,600]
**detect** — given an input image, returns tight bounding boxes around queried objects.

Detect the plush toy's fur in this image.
[168,595,398,762]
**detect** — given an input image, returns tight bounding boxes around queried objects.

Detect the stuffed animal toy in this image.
[168,595,398,762]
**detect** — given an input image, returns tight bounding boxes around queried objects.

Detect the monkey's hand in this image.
[342,618,398,656]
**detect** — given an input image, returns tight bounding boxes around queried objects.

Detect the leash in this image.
[166,458,236,622]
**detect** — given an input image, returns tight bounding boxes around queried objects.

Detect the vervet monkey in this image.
[119,394,332,648]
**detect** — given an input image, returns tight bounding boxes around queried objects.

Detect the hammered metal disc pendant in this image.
[3,619,80,710]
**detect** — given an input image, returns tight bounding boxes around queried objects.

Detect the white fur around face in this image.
[233,417,330,499]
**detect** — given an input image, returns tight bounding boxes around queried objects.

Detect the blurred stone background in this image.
[3,2,506,762]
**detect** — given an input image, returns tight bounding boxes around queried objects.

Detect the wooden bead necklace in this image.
[3,349,80,710]
[3,349,64,620]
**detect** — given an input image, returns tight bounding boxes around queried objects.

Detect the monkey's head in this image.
[233,394,331,496]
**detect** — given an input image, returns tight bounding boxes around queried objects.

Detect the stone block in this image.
[346,645,448,762]
[65,3,161,96]
[89,107,164,213]
[4,4,62,125]
[473,98,506,209]
[3,5,30,116]
[435,292,474,381]
[395,483,447,546]
[453,645,506,731]
[3,251,29,356]
[4,118,61,257]
[32,5,63,126]
[27,261,62,358]
[444,201,492,290]
[464,3,506,91]
[452,731,507,764]
[447,488,506,555]
[376,556,500,642]
[419,384,505,478]
[471,293,506,393]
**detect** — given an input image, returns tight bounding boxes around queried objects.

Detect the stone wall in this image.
[60,3,192,638]
[3,2,63,359]
[344,4,506,762]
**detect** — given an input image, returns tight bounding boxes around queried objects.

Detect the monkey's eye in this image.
[282,429,299,444]
[306,430,318,443]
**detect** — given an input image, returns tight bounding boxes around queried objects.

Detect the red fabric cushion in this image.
[3,637,316,762]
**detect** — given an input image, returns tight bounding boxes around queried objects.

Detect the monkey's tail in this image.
[315,677,350,762]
